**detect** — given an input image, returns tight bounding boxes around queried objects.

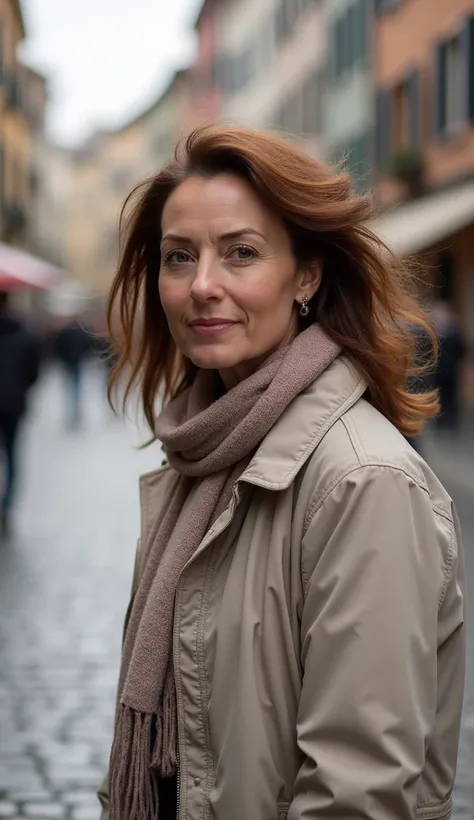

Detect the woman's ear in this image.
[296,260,323,302]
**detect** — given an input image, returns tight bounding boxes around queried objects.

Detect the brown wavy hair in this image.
[108,122,438,438]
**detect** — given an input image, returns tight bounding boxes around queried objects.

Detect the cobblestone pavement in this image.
[0,366,160,820]
[0,366,472,819]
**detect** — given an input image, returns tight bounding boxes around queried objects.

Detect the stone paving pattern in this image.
[0,366,472,819]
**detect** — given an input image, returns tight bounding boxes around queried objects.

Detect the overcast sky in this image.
[20,0,201,146]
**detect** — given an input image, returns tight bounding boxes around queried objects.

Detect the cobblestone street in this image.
[0,367,472,819]
[0,367,160,820]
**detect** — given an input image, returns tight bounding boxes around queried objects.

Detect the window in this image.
[392,82,409,147]
[0,25,3,86]
[375,0,401,14]
[354,0,367,64]
[376,68,420,169]
[332,0,369,82]
[275,0,307,45]
[434,17,474,138]
[445,37,465,131]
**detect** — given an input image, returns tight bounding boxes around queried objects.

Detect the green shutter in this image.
[434,41,447,137]
[358,0,368,63]
[376,89,392,168]
[407,68,421,147]
[462,15,474,122]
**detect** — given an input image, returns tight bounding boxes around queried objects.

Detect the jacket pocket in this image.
[277,802,290,820]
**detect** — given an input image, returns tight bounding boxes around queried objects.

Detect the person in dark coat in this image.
[405,322,434,455]
[432,301,466,431]
[53,317,92,427]
[0,291,40,537]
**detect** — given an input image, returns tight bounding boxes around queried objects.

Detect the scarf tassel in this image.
[109,705,157,820]
[152,677,178,776]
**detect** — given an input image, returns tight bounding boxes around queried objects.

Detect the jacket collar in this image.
[240,356,366,491]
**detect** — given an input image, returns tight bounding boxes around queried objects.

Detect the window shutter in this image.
[461,15,474,123]
[0,25,3,87]
[357,0,368,64]
[334,18,344,80]
[433,41,447,137]
[328,20,338,83]
[347,4,356,70]
[406,67,421,147]
[375,89,392,168]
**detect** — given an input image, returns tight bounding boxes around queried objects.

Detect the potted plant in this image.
[388,145,424,197]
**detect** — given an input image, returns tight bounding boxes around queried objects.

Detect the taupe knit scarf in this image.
[109,324,340,819]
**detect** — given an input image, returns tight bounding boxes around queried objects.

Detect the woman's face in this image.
[159,173,321,387]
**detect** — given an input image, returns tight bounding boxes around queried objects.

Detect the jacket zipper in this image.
[176,748,180,820]
[173,483,242,820]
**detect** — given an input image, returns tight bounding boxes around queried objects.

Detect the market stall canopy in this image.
[0,243,64,290]
[370,180,474,257]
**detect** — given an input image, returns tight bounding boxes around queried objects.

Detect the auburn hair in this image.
[108,122,438,438]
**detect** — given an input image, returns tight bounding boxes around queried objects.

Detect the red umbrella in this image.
[0,242,63,290]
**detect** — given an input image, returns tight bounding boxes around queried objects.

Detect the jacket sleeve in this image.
[290,464,465,820]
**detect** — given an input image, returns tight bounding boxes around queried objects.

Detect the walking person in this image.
[0,291,40,538]
[432,299,466,432]
[99,125,465,820]
[53,316,91,428]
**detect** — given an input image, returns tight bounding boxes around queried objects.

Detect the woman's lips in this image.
[189,320,237,336]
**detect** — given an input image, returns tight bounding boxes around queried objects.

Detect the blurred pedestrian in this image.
[405,321,434,455]
[432,299,466,431]
[53,316,91,428]
[99,125,465,820]
[0,291,40,538]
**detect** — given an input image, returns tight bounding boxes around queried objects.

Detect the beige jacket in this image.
[100,357,465,820]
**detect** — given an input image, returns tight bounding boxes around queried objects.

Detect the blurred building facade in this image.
[0,0,67,272]
[0,0,30,248]
[324,0,374,191]
[208,0,325,158]
[373,0,474,396]
[60,0,474,403]
[66,70,193,295]
[192,0,221,124]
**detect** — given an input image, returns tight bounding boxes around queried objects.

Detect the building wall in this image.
[192,0,220,124]
[324,0,374,190]
[37,143,73,269]
[214,0,325,158]
[66,71,193,296]
[65,139,107,294]
[22,66,50,259]
[375,0,474,190]
[0,0,31,247]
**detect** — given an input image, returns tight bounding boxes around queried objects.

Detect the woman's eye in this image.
[164,250,192,265]
[229,245,256,262]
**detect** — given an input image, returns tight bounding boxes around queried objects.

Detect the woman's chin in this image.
[188,345,243,372]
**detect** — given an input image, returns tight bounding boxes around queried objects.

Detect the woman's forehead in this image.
[161,173,281,235]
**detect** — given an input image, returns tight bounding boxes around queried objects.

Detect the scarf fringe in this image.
[109,705,157,820]
[152,678,178,776]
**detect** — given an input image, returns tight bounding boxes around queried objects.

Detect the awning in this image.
[0,243,64,290]
[370,180,474,257]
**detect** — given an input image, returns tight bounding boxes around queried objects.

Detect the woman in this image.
[99,124,465,820]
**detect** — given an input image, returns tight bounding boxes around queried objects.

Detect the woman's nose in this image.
[190,258,223,302]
